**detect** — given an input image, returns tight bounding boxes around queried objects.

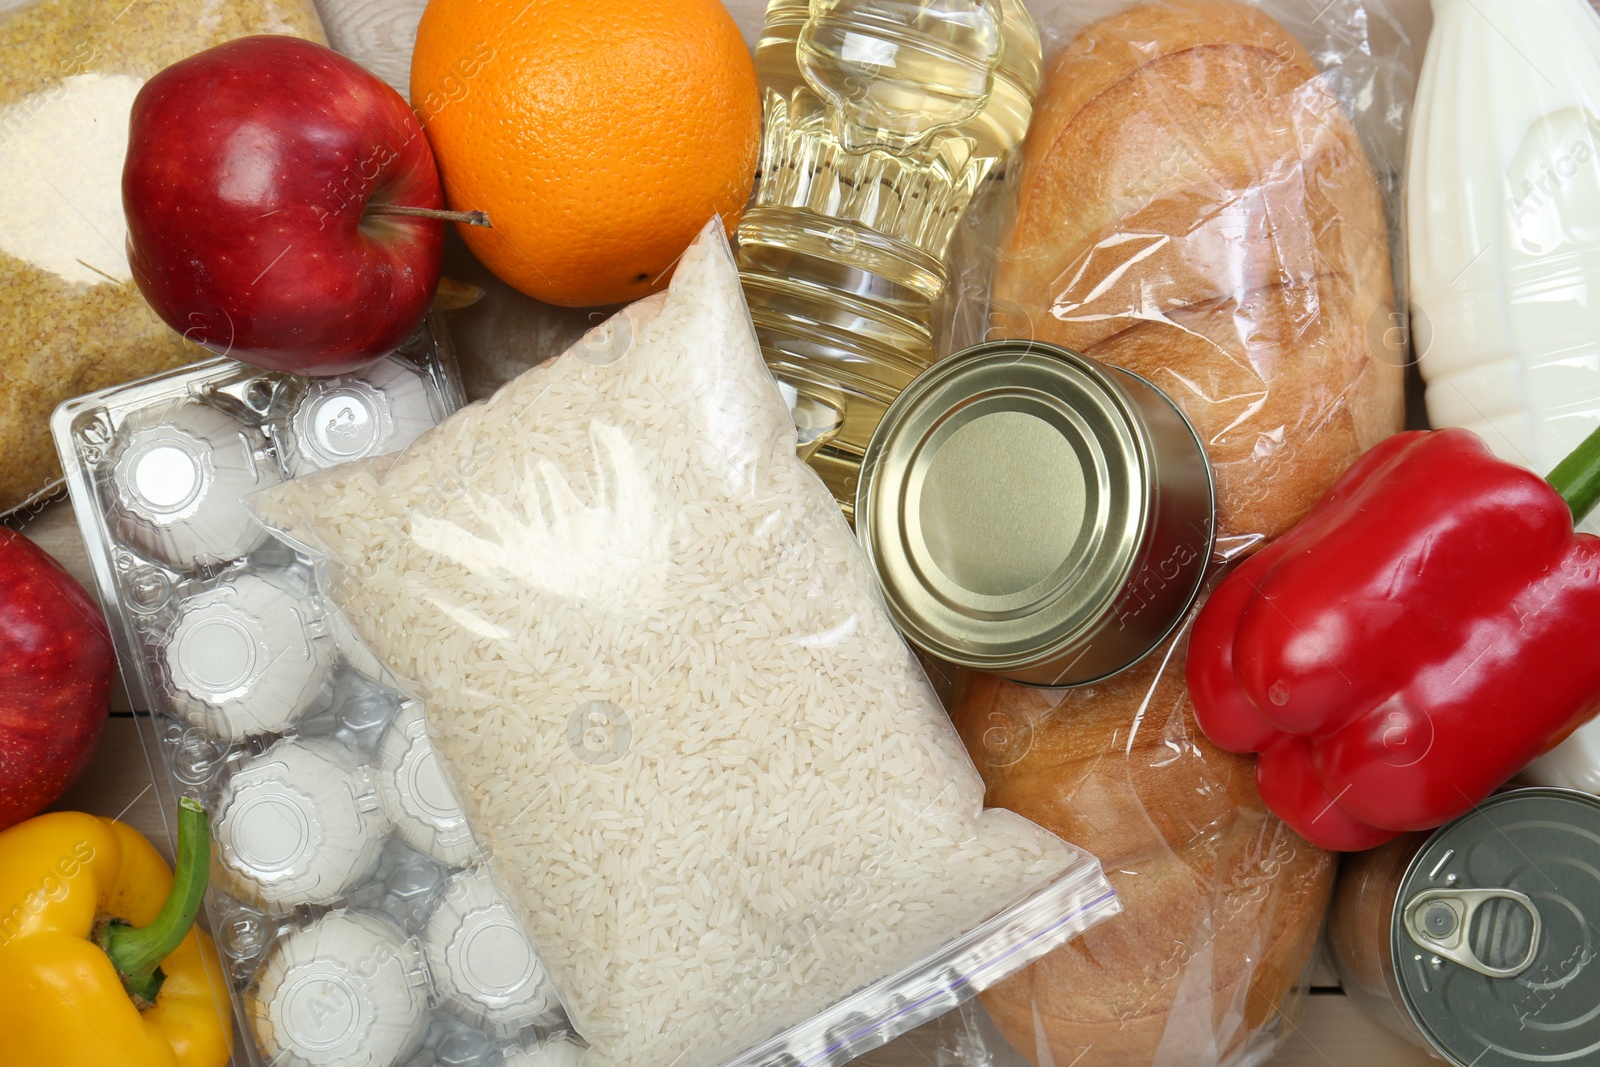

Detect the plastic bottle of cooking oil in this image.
[737,0,1041,517]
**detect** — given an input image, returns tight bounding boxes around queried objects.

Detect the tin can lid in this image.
[424,866,555,1038]
[249,910,428,1067]
[163,572,333,742]
[1393,788,1600,1065]
[857,341,1173,677]
[215,738,390,909]
[376,702,477,868]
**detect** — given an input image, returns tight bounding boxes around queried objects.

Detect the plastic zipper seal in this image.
[716,858,1120,1067]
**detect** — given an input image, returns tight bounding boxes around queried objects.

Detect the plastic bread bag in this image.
[960,0,1415,561]
[0,0,325,518]
[924,594,1335,1067]
[916,11,1412,1063]
[253,222,1121,1067]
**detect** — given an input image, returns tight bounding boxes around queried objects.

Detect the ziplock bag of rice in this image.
[254,221,1119,1067]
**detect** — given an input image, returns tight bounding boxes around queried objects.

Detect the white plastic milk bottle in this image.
[1410,0,1600,531]
[1409,0,1600,790]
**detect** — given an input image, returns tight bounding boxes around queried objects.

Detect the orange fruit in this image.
[410,0,761,307]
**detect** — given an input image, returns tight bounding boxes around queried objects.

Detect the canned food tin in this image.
[424,866,558,1038]
[247,910,429,1067]
[855,341,1215,686]
[1328,788,1600,1066]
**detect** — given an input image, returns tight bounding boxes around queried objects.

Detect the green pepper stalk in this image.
[97,796,211,1006]
[1548,423,1600,523]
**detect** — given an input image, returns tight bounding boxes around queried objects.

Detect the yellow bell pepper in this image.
[0,797,232,1067]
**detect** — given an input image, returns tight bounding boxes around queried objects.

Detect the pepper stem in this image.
[1547,423,1600,524]
[99,796,211,1007]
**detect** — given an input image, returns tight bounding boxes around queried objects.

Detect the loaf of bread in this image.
[950,634,1334,1066]
[993,0,1403,558]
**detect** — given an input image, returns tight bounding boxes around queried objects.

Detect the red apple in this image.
[124,35,456,376]
[0,530,115,831]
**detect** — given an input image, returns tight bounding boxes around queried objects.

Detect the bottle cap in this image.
[161,571,333,741]
[110,401,279,569]
[424,866,557,1038]
[281,359,437,476]
[248,910,429,1067]
[215,737,390,910]
[375,701,476,868]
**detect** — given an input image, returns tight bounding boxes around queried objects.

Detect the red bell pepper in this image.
[1187,426,1600,851]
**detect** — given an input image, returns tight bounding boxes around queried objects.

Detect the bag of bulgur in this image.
[0,0,325,516]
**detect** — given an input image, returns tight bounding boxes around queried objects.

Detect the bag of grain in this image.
[0,0,325,517]
[254,221,1118,1067]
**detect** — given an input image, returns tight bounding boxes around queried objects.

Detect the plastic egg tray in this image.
[52,319,579,1067]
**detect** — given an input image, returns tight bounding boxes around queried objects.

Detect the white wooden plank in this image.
[44,715,175,853]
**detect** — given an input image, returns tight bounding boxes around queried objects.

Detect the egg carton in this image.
[52,319,580,1067]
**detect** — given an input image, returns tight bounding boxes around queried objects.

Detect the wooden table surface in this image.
[13,500,1442,1067]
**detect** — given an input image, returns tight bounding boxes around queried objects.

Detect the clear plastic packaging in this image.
[109,401,280,568]
[248,909,431,1067]
[158,570,333,742]
[52,320,572,1067]
[377,701,478,869]
[497,1036,587,1067]
[424,866,560,1038]
[254,223,1120,1067]
[974,0,1416,561]
[214,736,390,909]
[923,6,1415,1063]
[275,358,444,477]
[0,0,325,518]
[940,597,1337,1067]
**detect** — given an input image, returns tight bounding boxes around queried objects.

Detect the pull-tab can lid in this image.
[1393,788,1600,1065]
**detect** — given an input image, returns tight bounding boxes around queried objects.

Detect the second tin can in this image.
[855,341,1214,687]
[1328,788,1600,1066]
